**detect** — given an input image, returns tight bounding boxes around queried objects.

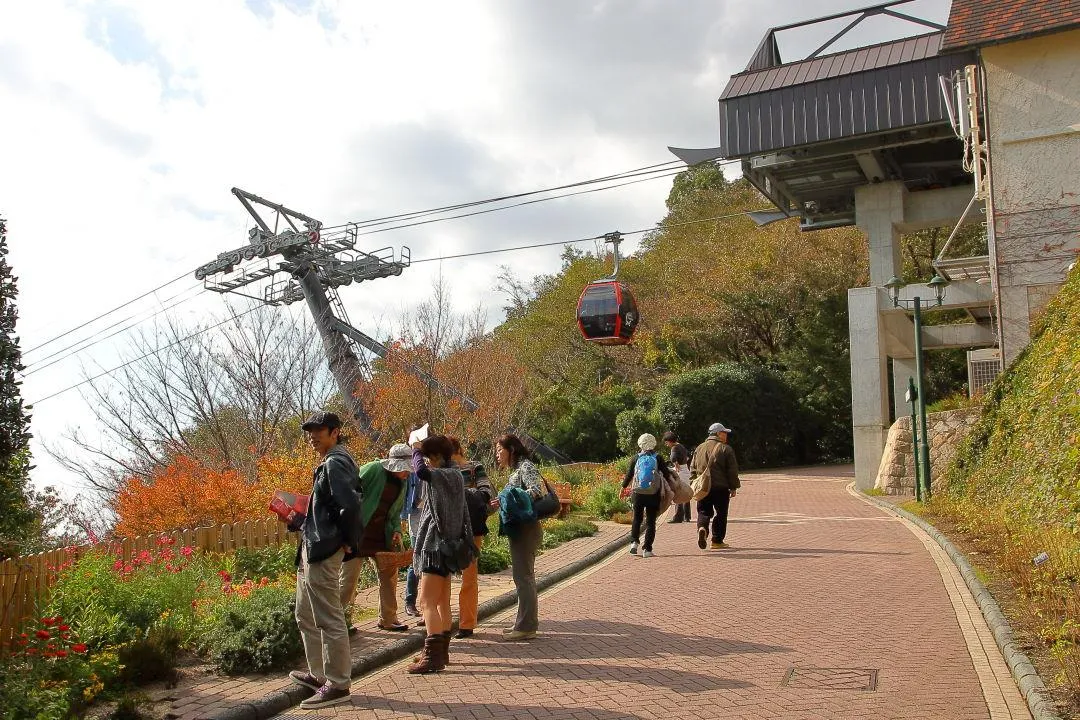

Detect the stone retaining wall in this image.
[875,407,980,495]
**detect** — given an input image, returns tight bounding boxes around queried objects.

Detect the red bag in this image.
[269,490,309,523]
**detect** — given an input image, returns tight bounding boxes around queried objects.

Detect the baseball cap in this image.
[382,443,413,473]
[301,411,342,431]
[708,422,732,435]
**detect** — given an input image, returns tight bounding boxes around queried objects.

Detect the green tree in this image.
[0,217,37,559]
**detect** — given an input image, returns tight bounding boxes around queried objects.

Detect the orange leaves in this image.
[114,455,267,537]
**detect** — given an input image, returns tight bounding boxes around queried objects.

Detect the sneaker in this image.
[642,550,654,558]
[404,602,419,617]
[299,683,350,709]
[697,527,707,550]
[288,671,324,691]
[629,542,639,555]
[502,630,536,641]
[711,541,730,550]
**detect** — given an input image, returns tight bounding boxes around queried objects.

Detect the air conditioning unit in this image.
[967,348,1002,397]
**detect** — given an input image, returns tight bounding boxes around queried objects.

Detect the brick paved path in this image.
[300,466,1030,720]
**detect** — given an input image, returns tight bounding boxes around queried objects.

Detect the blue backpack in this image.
[632,453,662,495]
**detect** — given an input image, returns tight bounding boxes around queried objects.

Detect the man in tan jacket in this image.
[690,422,740,550]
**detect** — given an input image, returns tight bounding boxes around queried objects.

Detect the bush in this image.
[584,482,629,520]
[196,581,301,675]
[541,518,597,549]
[233,544,296,582]
[654,362,800,468]
[477,534,511,574]
[117,625,182,685]
[615,406,661,456]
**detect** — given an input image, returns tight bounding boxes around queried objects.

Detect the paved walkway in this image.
[162,522,628,719]
[287,466,1031,720]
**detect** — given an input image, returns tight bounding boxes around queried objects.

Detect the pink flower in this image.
[113,559,124,571]
[180,546,194,557]
[123,564,134,574]
[137,550,152,563]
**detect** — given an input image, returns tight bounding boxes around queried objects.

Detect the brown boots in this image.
[406,632,449,674]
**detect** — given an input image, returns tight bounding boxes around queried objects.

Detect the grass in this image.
[862,487,885,497]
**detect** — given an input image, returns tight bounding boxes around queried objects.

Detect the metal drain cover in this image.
[781,667,879,691]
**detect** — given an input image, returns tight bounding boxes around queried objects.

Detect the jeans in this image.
[697,487,732,543]
[669,502,691,521]
[631,492,661,551]
[508,520,542,632]
[404,511,421,606]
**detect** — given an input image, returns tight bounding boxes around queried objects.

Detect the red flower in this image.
[18,633,27,639]
[35,630,51,639]
[26,648,38,655]
[41,617,56,627]
[72,643,88,653]
[218,570,232,583]
[123,564,134,574]
[57,624,70,632]
[43,651,56,658]
[180,546,194,557]
[55,650,68,658]
[113,559,124,571]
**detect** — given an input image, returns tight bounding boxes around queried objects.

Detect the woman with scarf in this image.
[495,433,544,641]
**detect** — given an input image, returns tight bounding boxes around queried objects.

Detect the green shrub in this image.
[926,391,981,414]
[541,518,597,549]
[615,406,661,456]
[196,582,301,675]
[584,483,628,520]
[233,544,296,582]
[117,625,182,685]
[477,534,511,574]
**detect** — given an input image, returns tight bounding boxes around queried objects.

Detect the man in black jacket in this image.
[288,412,363,710]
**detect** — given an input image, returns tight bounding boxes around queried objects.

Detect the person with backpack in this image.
[338,444,412,634]
[620,433,674,558]
[494,433,544,641]
[690,422,741,550]
[448,437,494,639]
[662,430,692,524]
[286,411,363,710]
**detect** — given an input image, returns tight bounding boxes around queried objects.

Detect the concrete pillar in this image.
[891,357,918,422]
[849,287,890,490]
[855,182,905,286]
[999,285,1032,366]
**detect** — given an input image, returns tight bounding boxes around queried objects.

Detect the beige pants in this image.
[458,536,484,630]
[295,547,351,689]
[339,556,401,627]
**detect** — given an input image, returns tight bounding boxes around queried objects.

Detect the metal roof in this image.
[721,32,944,100]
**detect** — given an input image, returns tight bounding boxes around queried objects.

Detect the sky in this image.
[0,0,951,498]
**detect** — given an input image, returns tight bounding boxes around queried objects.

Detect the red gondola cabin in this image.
[576,280,639,345]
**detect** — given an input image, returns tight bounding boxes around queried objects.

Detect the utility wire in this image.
[29,305,263,406]
[23,283,206,376]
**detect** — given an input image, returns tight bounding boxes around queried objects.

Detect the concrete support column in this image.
[855,181,906,286]
[849,287,890,490]
[891,357,918,422]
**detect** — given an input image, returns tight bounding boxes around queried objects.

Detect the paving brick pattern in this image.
[160,523,628,719]
[300,466,1027,720]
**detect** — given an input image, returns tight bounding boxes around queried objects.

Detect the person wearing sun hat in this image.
[690,422,740,550]
[338,443,413,634]
[620,432,674,558]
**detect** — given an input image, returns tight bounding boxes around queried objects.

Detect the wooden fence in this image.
[0,518,297,649]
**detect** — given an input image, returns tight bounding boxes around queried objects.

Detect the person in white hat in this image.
[619,432,674,558]
[690,422,741,550]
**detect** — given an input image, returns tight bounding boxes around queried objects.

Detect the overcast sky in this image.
[0,0,951,498]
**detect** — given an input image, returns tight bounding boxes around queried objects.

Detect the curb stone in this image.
[207,529,630,720]
[853,485,1062,720]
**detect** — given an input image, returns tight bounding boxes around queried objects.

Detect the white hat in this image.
[637,433,657,451]
[708,422,732,435]
[382,443,413,473]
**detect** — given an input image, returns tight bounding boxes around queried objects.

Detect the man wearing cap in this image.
[339,444,413,633]
[690,422,741,550]
[289,411,363,710]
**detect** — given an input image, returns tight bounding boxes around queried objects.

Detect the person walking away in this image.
[494,434,544,641]
[407,435,472,673]
[621,433,673,558]
[287,412,363,710]
[449,437,494,639]
[690,422,740,550]
[339,444,412,633]
[663,431,691,523]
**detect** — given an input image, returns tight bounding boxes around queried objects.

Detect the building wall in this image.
[983,29,1080,363]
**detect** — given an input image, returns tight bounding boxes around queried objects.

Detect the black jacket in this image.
[294,445,364,565]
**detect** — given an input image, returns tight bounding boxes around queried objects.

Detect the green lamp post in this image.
[885,274,950,501]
